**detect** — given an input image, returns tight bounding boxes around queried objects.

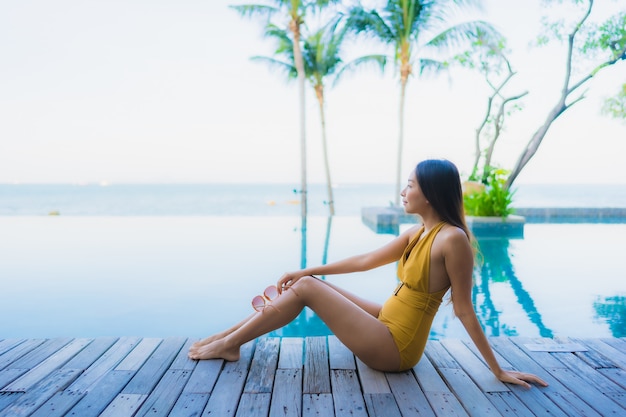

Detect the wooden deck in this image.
[0,336,624,417]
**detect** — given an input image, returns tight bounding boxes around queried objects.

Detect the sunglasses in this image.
[252,285,280,312]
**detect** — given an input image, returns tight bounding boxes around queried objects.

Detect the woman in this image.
[189,159,547,388]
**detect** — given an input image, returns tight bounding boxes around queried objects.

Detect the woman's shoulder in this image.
[438,223,471,247]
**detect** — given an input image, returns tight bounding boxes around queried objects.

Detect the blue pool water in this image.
[0,216,624,339]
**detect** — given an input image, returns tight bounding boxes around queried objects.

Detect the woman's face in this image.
[401,171,428,214]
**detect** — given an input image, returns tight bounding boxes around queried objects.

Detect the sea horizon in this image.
[2,182,626,217]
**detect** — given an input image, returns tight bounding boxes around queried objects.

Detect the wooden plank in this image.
[115,338,162,371]
[168,338,197,371]
[386,370,435,417]
[31,338,121,417]
[303,393,334,417]
[64,336,141,393]
[235,393,271,417]
[510,337,566,369]
[304,337,330,394]
[0,340,25,357]
[355,358,390,394]
[600,337,626,359]
[330,369,367,417]
[0,392,23,414]
[418,345,476,417]
[0,368,29,391]
[413,354,451,393]
[425,392,470,417]
[122,337,186,395]
[30,391,84,417]
[62,337,117,370]
[485,392,536,417]
[99,393,148,417]
[437,368,501,416]
[168,393,209,417]
[34,337,143,417]
[490,338,596,416]
[364,393,401,417]
[269,369,302,417]
[598,366,626,391]
[134,369,192,417]
[2,338,91,392]
[545,367,624,415]
[512,338,625,416]
[201,341,254,417]
[244,337,279,394]
[278,337,303,369]
[0,340,45,372]
[441,339,509,393]
[65,370,135,417]
[328,336,355,370]
[567,338,619,369]
[547,391,603,417]
[0,368,81,417]
[523,343,587,352]
[181,358,223,394]
[425,340,458,369]
[580,338,626,369]
[553,349,626,396]
[0,336,623,417]
[98,337,184,416]
[488,337,579,417]
[2,338,70,371]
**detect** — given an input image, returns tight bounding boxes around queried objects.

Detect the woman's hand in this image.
[277,271,304,294]
[496,369,549,389]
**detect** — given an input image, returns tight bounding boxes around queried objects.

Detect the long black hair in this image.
[415,159,471,240]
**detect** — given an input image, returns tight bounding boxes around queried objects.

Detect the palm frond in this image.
[426,21,502,53]
[250,56,298,80]
[416,57,448,76]
[229,4,279,21]
[332,54,388,87]
[346,7,396,42]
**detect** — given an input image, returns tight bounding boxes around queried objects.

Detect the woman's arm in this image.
[277,225,419,291]
[444,229,548,388]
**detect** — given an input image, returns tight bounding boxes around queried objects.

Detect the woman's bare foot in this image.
[190,332,227,350]
[188,339,241,361]
[190,313,256,351]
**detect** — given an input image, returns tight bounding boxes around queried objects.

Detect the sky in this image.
[0,0,624,185]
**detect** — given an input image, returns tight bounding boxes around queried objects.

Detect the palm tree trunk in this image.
[395,78,407,206]
[315,86,335,215]
[291,21,307,219]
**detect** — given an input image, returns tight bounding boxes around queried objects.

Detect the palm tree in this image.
[252,18,386,215]
[347,0,499,205]
[231,0,340,218]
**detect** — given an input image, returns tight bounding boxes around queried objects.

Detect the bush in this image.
[463,167,515,217]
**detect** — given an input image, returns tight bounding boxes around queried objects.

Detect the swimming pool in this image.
[0,216,624,339]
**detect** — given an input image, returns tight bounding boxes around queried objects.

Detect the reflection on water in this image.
[275,217,625,339]
[473,238,553,338]
[2,216,623,339]
[594,296,626,337]
[271,215,333,337]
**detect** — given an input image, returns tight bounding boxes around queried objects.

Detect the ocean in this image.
[1,183,625,217]
[1,183,625,339]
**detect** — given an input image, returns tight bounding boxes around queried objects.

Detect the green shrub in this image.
[464,167,515,217]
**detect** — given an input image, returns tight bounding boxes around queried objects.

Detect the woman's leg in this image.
[190,313,256,349]
[189,276,400,371]
[191,278,381,351]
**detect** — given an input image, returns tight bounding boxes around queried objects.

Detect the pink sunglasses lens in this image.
[264,285,279,300]
[252,296,265,312]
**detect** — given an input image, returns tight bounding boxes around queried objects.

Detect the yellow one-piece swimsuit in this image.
[378,221,450,371]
